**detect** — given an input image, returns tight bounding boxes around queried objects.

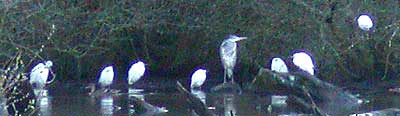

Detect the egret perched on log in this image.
[190,69,207,89]
[220,35,247,83]
[29,60,53,90]
[270,57,297,84]
[291,50,316,76]
[356,14,373,31]
[270,57,289,73]
[98,66,114,89]
[128,61,146,85]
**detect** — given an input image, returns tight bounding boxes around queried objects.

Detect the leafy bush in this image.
[0,1,398,83]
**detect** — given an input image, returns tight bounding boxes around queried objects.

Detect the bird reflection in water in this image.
[128,88,145,114]
[85,83,121,115]
[223,94,237,116]
[38,90,51,116]
[100,95,114,115]
[128,88,145,101]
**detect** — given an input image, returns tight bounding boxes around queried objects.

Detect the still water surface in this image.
[1,78,400,116]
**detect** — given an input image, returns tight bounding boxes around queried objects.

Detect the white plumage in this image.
[98,66,114,88]
[220,35,247,83]
[190,69,207,89]
[357,14,373,31]
[292,52,315,76]
[128,61,146,85]
[270,58,289,73]
[29,61,53,89]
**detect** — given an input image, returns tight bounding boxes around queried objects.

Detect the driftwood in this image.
[176,81,216,116]
[85,83,167,115]
[85,83,121,97]
[210,82,242,94]
[129,94,168,116]
[251,68,363,115]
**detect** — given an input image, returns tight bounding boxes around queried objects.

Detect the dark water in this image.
[1,78,400,116]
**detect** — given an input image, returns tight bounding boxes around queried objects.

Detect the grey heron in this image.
[190,69,207,89]
[220,35,247,83]
[128,61,146,85]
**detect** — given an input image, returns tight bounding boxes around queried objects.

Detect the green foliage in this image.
[0,0,398,82]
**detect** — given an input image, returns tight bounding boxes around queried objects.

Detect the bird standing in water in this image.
[98,66,114,90]
[29,60,53,96]
[220,35,247,84]
[128,61,146,85]
[190,69,207,89]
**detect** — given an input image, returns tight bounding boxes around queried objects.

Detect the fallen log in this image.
[176,81,216,116]
[250,68,363,115]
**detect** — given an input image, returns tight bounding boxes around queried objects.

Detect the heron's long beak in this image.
[232,37,248,42]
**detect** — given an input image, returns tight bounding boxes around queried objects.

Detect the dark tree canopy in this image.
[0,1,399,84]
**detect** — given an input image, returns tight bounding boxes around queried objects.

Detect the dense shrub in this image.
[0,1,398,84]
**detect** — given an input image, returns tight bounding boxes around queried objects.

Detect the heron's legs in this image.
[223,68,227,83]
[227,69,234,83]
[40,89,44,97]
[36,84,46,98]
[231,75,234,83]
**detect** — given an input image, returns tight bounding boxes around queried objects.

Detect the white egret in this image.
[291,50,316,76]
[128,61,146,85]
[98,66,114,89]
[29,60,53,90]
[190,69,207,89]
[356,14,373,31]
[271,57,295,83]
[220,35,247,83]
[270,57,289,73]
